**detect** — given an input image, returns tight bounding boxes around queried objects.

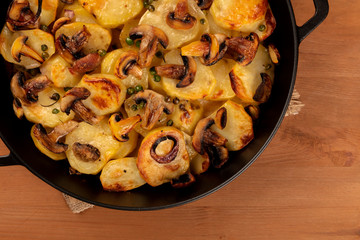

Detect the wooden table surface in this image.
[1,0,359,239]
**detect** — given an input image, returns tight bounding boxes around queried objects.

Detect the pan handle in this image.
[297,0,329,43]
[0,152,20,166]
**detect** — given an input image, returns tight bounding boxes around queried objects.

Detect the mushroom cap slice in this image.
[226,33,260,66]
[114,50,142,80]
[195,0,214,10]
[6,0,42,32]
[137,127,190,187]
[166,0,197,30]
[139,0,209,50]
[100,157,146,192]
[229,44,274,103]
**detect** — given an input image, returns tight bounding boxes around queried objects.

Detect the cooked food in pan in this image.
[1,0,279,192]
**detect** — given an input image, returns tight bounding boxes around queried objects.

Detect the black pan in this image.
[0,0,329,210]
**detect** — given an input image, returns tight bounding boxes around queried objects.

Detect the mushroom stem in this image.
[11,36,44,63]
[166,0,197,30]
[181,41,209,57]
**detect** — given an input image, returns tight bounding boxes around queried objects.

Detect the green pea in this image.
[147,5,155,12]
[135,40,141,48]
[150,67,157,75]
[138,101,146,109]
[126,37,134,46]
[135,85,143,92]
[41,44,48,52]
[131,104,138,111]
[52,108,60,114]
[258,25,266,32]
[98,49,107,57]
[127,87,135,95]
[154,75,161,82]
[167,120,174,126]
[40,25,48,32]
[41,52,49,60]
[200,18,206,24]
[64,87,72,92]
[50,93,60,101]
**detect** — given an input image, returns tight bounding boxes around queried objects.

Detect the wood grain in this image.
[1,0,360,239]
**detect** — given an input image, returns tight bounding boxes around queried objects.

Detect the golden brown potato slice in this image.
[55,22,112,55]
[208,100,254,151]
[78,0,143,28]
[206,59,236,101]
[29,0,58,26]
[170,100,203,135]
[0,26,55,69]
[60,1,97,24]
[137,127,190,187]
[139,0,209,49]
[100,157,146,192]
[210,0,268,32]
[161,50,216,100]
[40,54,82,88]
[65,120,126,175]
[22,86,75,128]
[77,74,127,116]
[229,44,274,103]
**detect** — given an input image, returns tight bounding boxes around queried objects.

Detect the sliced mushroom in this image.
[245,105,260,120]
[51,17,72,34]
[253,73,272,103]
[166,0,197,30]
[171,172,196,188]
[129,24,169,67]
[55,25,91,64]
[10,72,52,104]
[60,87,90,114]
[11,36,44,63]
[133,90,174,130]
[68,52,102,75]
[72,142,101,162]
[192,118,229,168]
[6,0,42,32]
[114,50,143,80]
[155,55,197,88]
[268,44,280,64]
[137,127,190,187]
[181,33,228,66]
[32,120,79,154]
[214,107,227,130]
[71,101,103,125]
[109,114,142,142]
[13,98,24,119]
[195,0,214,10]
[226,33,260,66]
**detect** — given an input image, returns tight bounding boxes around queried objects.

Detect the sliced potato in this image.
[161,50,216,99]
[206,59,236,101]
[30,124,66,161]
[208,100,254,151]
[0,26,55,69]
[170,100,203,135]
[22,86,75,128]
[40,54,81,88]
[139,0,209,49]
[65,120,124,175]
[210,0,268,32]
[78,0,143,28]
[77,74,126,116]
[230,44,274,103]
[55,22,112,55]
[60,1,97,24]
[100,157,146,191]
[101,48,149,89]
[190,154,209,175]
[119,18,140,49]
[29,0,58,26]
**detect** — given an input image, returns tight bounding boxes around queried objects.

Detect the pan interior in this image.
[0,0,298,210]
